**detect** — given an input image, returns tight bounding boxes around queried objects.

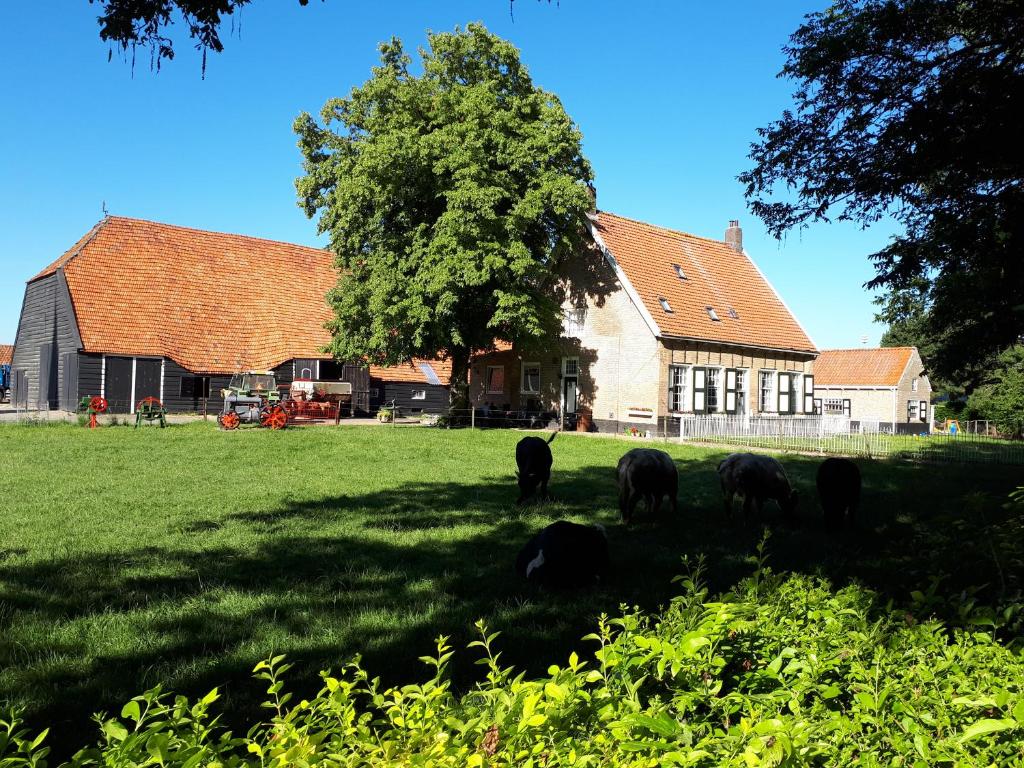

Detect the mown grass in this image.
[0,421,1021,756]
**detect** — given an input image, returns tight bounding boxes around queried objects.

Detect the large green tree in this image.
[742,0,1024,387]
[966,345,1024,438]
[294,24,593,404]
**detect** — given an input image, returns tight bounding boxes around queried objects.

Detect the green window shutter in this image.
[693,367,707,414]
[724,368,738,414]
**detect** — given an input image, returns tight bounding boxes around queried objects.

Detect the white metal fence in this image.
[675,415,1024,465]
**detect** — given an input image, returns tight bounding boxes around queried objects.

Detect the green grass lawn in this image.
[1,421,1022,756]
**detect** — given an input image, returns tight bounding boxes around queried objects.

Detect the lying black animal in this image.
[515,520,610,589]
[816,457,861,528]
[718,452,799,520]
[515,432,556,504]
[616,448,679,524]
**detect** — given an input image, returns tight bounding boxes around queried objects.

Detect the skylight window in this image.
[659,297,673,313]
[728,308,739,319]
[672,263,687,280]
[706,306,721,322]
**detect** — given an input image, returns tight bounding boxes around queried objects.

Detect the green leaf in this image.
[959,718,1016,743]
[120,700,141,722]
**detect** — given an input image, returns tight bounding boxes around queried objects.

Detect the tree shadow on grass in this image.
[0,452,1021,758]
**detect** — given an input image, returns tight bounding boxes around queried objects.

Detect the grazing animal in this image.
[816,457,861,528]
[515,520,610,589]
[717,452,799,520]
[616,448,679,524]
[515,432,557,504]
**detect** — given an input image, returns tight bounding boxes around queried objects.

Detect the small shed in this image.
[813,347,932,432]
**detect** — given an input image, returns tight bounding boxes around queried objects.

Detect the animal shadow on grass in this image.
[0,456,1020,760]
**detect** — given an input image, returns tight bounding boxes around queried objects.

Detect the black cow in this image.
[515,520,610,589]
[515,432,557,504]
[717,452,799,520]
[616,448,678,524]
[816,457,861,528]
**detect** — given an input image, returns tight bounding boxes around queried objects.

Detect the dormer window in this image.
[659,297,673,313]
[706,306,720,322]
[672,263,686,280]
[728,308,739,319]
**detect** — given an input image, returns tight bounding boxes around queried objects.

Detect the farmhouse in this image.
[9,216,448,413]
[813,346,932,433]
[470,211,819,434]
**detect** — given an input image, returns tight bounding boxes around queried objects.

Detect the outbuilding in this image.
[813,347,932,433]
[9,216,442,414]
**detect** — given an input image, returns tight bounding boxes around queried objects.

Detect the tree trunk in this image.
[448,348,471,416]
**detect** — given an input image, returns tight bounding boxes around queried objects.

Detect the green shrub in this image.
[4,555,1024,767]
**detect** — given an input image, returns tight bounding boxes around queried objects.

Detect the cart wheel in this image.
[219,411,240,430]
[89,396,109,414]
[259,405,274,428]
[267,405,288,430]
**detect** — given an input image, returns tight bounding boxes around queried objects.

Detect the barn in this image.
[9,216,445,415]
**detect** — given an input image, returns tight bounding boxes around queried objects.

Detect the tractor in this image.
[0,362,10,404]
[217,371,288,430]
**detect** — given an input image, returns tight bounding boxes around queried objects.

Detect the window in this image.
[659,297,673,313]
[706,306,720,322]
[179,376,211,399]
[919,400,928,422]
[672,263,687,280]
[562,357,579,377]
[734,369,747,414]
[521,362,540,394]
[758,371,775,412]
[912,377,919,392]
[668,365,689,412]
[823,398,845,415]
[562,307,586,337]
[411,390,426,400]
[908,400,918,421]
[486,366,505,394]
[706,368,721,412]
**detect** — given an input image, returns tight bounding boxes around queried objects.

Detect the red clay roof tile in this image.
[0,345,12,366]
[814,347,915,387]
[593,211,817,354]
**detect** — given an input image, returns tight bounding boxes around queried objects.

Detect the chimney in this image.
[725,220,743,253]
[586,182,597,215]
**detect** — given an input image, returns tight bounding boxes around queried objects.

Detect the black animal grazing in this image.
[616,448,678,524]
[816,457,861,528]
[515,520,610,589]
[717,452,799,520]
[515,432,557,504]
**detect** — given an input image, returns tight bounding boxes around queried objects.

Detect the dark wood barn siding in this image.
[10,270,83,409]
[161,358,231,413]
[77,354,103,402]
[374,379,448,414]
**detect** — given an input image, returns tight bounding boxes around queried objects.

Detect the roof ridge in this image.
[104,215,330,254]
[30,217,110,282]
[598,210,733,248]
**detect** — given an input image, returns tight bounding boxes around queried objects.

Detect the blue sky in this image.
[0,1,896,348]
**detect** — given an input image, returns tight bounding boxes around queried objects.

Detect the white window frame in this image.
[562,357,579,377]
[705,367,722,413]
[732,368,749,415]
[908,400,918,421]
[520,362,540,394]
[823,397,845,415]
[411,389,426,401]
[911,377,919,392]
[668,364,689,412]
[562,307,586,337]
[758,370,776,413]
[485,365,505,394]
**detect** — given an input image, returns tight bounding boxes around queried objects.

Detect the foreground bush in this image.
[3,558,1024,767]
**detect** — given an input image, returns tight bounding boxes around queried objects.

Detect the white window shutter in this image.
[842,398,851,417]
[725,368,737,414]
[919,400,928,422]
[803,374,815,413]
[777,373,790,414]
[693,367,706,414]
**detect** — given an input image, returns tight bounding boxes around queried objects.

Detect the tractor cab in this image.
[218,371,287,430]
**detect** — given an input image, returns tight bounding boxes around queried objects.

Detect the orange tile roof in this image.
[32,217,459,379]
[370,358,453,386]
[814,347,915,387]
[0,345,12,366]
[36,216,337,374]
[592,212,817,354]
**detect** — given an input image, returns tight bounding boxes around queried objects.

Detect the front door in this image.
[135,359,161,409]
[563,376,578,415]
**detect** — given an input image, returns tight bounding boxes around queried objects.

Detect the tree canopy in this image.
[966,345,1024,438]
[294,24,593,402]
[742,0,1024,386]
